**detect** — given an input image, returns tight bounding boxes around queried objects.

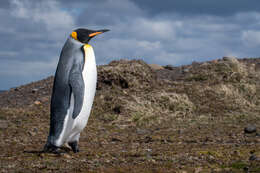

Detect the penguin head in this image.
[70,28,109,44]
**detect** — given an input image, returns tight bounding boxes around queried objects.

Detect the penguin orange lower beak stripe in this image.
[89,32,102,37]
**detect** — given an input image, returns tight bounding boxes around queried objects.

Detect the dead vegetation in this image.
[0,57,260,172]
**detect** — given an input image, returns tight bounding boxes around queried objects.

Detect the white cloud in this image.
[0,0,77,89]
[93,14,241,65]
[136,41,161,51]
[11,0,75,40]
[95,11,260,65]
[11,0,74,30]
[132,18,178,40]
[1,0,260,89]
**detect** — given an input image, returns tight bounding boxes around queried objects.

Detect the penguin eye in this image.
[71,32,78,40]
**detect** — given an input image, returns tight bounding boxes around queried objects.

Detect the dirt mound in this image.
[97,59,156,90]
[1,57,260,124]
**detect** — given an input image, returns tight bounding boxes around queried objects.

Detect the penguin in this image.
[44,28,109,153]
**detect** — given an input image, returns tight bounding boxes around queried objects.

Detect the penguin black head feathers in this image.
[71,28,109,44]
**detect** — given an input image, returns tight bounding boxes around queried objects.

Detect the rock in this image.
[223,56,238,62]
[195,167,203,173]
[180,171,188,173]
[149,64,163,70]
[0,120,8,129]
[144,136,153,143]
[28,131,36,136]
[113,105,121,114]
[149,159,156,163]
[222,56,240,67]
[40,96,49,102]
[255,138,260,143]
[211,59,218,64]
[209,155,215,160]
[33,128,38,132]
[249,154,257,161]
[62,153,72,159]
[34,101,41,105]
[32,88,39,93]
[111,137,122,142]
[244,125,257,134]
[145,148,152,152]
[243,167,249,172]
[177,129,184,134]
[201,62,210,66]
[213,168,223,172]
[136,128,149,135]
[182,68,190,73]
[164,65,174,70]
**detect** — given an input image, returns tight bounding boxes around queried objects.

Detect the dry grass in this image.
[0,57,260,172]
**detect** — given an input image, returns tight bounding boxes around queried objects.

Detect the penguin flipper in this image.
[69,66,85,119]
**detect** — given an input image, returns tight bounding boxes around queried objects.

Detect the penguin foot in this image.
[68,141,79,153]
[43,143,60,154]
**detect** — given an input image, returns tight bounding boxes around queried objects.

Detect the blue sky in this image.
[0,0,260,90]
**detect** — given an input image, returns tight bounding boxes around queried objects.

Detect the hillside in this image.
[0,57,260,172]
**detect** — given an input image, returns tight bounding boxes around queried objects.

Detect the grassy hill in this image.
[0,57,260,172]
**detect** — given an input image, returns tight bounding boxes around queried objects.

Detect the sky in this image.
[1,0,260,90]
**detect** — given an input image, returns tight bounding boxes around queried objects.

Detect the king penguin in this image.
[44,28,109,153]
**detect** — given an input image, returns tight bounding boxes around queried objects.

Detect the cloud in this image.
[0,0,76,89]
[1,0,260,89]
[11,0,75,39]
[131,0,260,16]
[242,30,260,47]
[91,13,245,65]
[76,0,143,27]
[5,0,76,62]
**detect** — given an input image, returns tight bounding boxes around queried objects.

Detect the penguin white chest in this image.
[73,44,97,130]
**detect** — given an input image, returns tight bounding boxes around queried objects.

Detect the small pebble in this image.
[222,56,238,63]
[34,101,41,105]
[28,131,36,136]
[62,153,72,159]
[0,120,8,129]
[136,128,149,135]
[32,88,39,93]
[164,65,174,70]
[243,166,249,172]
[244,125,257,134]
[183,68,189,73]
[249,155,257,161]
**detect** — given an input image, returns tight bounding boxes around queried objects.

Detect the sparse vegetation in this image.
[0,58,260,172]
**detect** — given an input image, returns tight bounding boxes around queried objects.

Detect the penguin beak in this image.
[89,29,110,37]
